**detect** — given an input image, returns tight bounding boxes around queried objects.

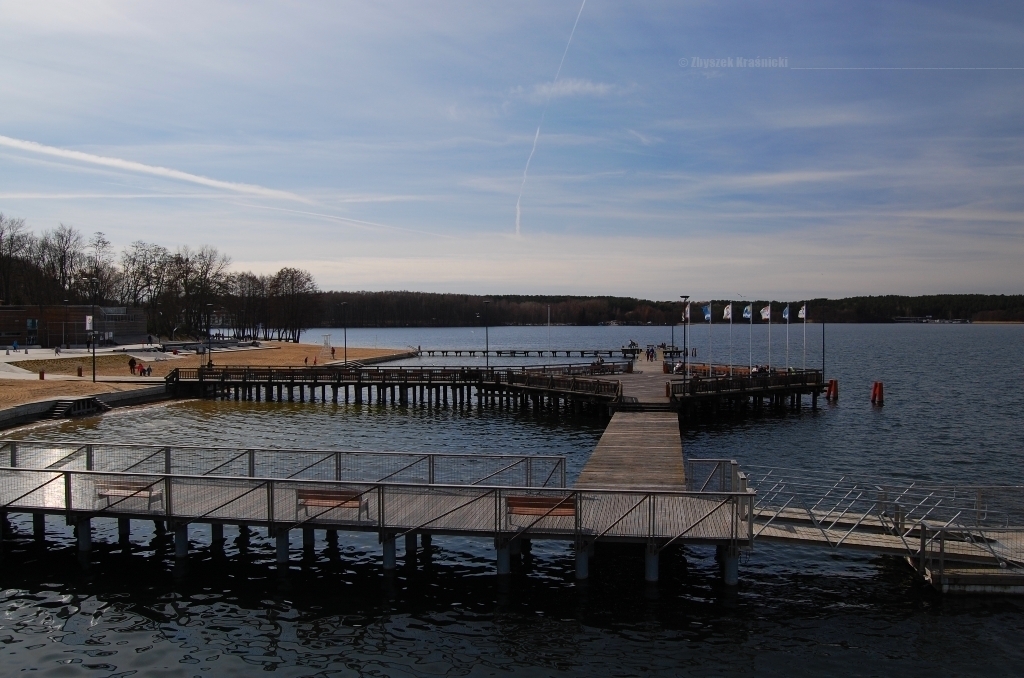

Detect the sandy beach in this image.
[0,343,409,409]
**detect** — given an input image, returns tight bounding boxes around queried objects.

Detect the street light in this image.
[482,300,491,367]
[340,301,348,364]
[63,299,68,348]
[680,295,690,378]
[82,276,98,382]
[206,303,213,367]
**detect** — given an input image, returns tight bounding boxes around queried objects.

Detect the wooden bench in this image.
[506,496,576,517]
[296,488,370,520]
[96,480,164,510]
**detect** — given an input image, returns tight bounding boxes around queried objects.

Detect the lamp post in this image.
[63,299,68,348]
[483,300,491,367]
[340,301,348,364]
[680,295,689,378]
[206,303,213,367]
[84,276,98,382]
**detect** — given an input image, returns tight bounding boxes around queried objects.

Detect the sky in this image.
[1,0,1023,300]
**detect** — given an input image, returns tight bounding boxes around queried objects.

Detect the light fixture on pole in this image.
[482,300,491,368]
[206,303,213,367]
[63,299,68,348]
[680,295,689,377]
[339,301,348,365]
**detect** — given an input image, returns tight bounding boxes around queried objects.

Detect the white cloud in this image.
[0,135,307,202]
[530,78,614,101]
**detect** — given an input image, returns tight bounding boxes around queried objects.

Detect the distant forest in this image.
[320,292,1024,327]
[2,213,1021,338]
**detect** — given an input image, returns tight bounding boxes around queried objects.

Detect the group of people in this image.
[127,357,152,376]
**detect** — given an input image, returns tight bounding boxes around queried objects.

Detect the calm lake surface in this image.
[2,324,1023,676]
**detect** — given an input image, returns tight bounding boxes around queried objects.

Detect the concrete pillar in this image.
[118,517,130,545]
[303,527,315,551]
[496,540,511,575]
[421,532,432,550]
[509,538,521,557]
[174,523,189,558]
[211,523,224,546]
[575,544,589,580]
[721,545,739,586]
[276,530,290,565]
[382,535,397,571]
[521,538,532,555]
[405,532,418,558]
[77,518,92,553]
[326,529,338,547]
[33,513,46,541]
[644,543,659,582]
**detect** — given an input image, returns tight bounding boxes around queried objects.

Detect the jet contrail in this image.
[515,0,586,237]
[0,134,307,202]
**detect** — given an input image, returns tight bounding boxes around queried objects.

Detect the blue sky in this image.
[1,1,1022,299]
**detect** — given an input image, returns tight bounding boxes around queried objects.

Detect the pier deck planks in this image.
[576,412,685,490]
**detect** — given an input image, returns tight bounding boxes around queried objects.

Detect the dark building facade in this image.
[0,305,148,348]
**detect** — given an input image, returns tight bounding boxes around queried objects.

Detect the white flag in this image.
[684,305,690,321]
[85,315,93,331]
[760,305,771,321]
[723,303,732,321]
[798,304,806,319]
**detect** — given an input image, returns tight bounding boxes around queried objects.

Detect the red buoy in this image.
[871,381,884,406]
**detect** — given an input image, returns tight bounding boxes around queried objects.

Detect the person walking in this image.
[128,357,136,374]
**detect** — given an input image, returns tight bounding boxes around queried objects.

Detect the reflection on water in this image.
[2,324,1024,675]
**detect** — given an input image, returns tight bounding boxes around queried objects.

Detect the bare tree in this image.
[37,223,85,298]
[0,213,32,303]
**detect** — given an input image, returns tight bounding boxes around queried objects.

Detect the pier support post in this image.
[211,523,224,548]
[118,517,130,546]
[575,543,590,580]
[496,539,511,576]
[421,532,432,551]
[326,529,338,547]
[644,543,659,582]
[237,524,250,548]
[405,532,418,558]
[34,513,46,542]
[721,545,739,586]
[77,517,92,553]
[174,523,189,559]
[382,535,397,571]
[276,530,290,566]
[303,527,315,552]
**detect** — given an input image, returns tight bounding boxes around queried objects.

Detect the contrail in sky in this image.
[515,0,586,237]
[0,134,307,202]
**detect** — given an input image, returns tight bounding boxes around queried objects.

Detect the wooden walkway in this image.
[576,412,685,490]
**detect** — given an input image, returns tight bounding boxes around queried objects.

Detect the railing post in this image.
[164,448,171,475]
[267,481,275,530]
[248,449,255,477]
[525,457,532,487]
[85,445,94,471]
[9,442,17,468]
[428,455,435,484]
[64,471,72,513]
[918,522,928,575]
[334,451,341,481]
[165,475,173,518]
[561,459,566,488]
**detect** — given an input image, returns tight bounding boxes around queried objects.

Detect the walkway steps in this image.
[576,412,685,490]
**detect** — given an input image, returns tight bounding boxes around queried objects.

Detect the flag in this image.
[723,303,732,321]
[684,305,690,321]
[783,305,790,321]
[760,305,771,321]
[702,304,711,322]
[742,305,752,320]
[798,304,806,319]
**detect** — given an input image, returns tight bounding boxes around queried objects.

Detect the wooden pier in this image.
[417,347,640,359]
[576,412,685,490]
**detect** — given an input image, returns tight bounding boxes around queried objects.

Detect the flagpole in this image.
[748,305,752,372]
[786,305,790,369]
[768,302,772,373]
[802,302,807,371]
[686,301,691,379]
[728,302,733,377]
[708,301,713,377]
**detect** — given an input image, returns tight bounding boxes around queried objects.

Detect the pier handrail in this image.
[0,465,756,546]
[0,441,568,489]
[669,369,823,398]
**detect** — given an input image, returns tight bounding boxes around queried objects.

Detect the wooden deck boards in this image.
[576,412,685,490]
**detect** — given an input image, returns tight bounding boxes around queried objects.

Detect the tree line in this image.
[0,214,320,341]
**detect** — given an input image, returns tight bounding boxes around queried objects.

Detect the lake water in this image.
[2,324,1023,676]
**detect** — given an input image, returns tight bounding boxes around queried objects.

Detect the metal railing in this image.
[670,370,823,398]
[166,362,629,385]
[0,466,754,546]
[744,464,1024,569]
[917,524,1024,582]
[0,441,567,488]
